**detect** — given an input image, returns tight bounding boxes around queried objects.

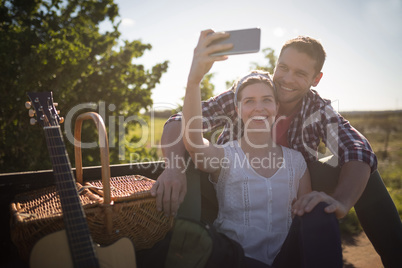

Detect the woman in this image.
[182,29,342,267]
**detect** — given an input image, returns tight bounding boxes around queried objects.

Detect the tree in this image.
[200,73,215,101]
[173,73,215,114]
[250,48,276,74]
[0,0,168,172]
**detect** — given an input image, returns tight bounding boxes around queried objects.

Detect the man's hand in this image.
[292,191,349,219]
[151,167,187,217]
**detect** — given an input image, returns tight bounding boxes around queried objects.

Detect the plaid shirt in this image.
[168,89,377,172]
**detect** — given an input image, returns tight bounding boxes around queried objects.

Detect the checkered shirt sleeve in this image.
[288,90,378,173]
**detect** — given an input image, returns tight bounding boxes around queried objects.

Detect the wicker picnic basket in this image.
[10,112,173,261]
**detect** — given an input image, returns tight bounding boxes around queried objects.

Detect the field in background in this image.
[342,111,402,230]
[129,116,167,158]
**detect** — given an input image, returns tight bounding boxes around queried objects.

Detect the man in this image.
[151,34,402,267]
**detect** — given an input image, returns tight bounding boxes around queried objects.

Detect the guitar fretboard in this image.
[44,126,100,268]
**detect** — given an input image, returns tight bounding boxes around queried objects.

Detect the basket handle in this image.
[74,112,111,205]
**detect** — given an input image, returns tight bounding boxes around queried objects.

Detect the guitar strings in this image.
[45,126,99,265]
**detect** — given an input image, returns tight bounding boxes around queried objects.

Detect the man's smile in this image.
[279,85,296,92]
[250,115,269,120]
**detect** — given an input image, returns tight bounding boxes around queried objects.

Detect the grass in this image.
[343,111,402,188]
[341,111,402,234]
[128,116,167,158]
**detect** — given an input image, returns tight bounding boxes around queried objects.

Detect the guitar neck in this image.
[44,126,99,268]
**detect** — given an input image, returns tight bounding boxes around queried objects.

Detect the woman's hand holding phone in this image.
[187,30,232,86]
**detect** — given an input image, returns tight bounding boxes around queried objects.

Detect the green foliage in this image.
[0,0,168,172]
[173,73,215,114]
[250,48,276,74]
[339,208,362,236]
[200,73,215,101]
[129,116,167,158]
[339,111,402,235]
[389,188,402,216]
[381,164,402,189]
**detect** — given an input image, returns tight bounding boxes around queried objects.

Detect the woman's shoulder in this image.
[281,146,307,177]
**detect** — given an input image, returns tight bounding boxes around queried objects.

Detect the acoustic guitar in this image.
[26,92,136,268]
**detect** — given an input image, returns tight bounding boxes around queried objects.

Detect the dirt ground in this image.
[342,232,383,268]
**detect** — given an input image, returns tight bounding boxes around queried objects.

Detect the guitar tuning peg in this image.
[25,101,32,109]
[57,110,60,115]
[29,109,35,117]
[54,102,58,107]
[59,117,64,124]
[30,118,37,125]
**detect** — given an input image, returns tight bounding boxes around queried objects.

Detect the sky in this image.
[101,0,402,112]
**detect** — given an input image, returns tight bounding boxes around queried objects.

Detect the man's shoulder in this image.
[202,89,234,108]
[210,89,234,100]
[303,89,338,118]
[306,89,332,107]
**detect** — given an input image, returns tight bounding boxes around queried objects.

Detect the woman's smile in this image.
[237,83,278,131]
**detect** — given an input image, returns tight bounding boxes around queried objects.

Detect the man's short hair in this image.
[279,36,326,75]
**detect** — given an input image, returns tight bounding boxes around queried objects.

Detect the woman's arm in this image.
[182,30,232,174]
[183,80,223,174]
[151,30,233,215]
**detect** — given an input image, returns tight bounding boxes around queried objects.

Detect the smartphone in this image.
[209,28,261,56]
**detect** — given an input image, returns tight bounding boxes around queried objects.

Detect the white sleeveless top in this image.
[212,141,307,265]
